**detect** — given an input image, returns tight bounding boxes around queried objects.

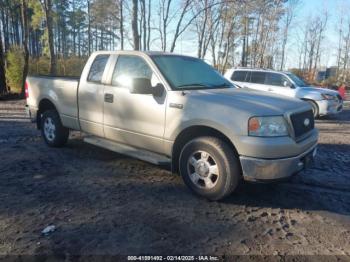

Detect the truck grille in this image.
[290,110,314,138]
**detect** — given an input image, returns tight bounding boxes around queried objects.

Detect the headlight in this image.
[248,116,289,137]
[322,94,335,100]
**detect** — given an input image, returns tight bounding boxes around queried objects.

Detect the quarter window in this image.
[231,71,248,82]
[112,55,153,87]
[250,72,267,84]
[87,55,110,83]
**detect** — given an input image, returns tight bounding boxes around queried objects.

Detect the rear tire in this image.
[179,136,241,201]
[41,110,69,147]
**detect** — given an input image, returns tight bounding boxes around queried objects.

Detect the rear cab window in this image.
[87,54,110,83]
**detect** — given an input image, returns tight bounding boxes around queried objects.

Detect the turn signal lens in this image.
[248,117,260,132]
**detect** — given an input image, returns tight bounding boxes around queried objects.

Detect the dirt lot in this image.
[0,99,349,258]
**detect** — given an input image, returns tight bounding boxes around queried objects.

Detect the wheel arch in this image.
[171,125,239,174]
[37,98,58,129]
[300,98,319,116]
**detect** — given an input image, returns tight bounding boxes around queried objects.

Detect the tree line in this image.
[0,0,349,96]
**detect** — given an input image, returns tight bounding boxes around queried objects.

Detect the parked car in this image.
[224,68,343,118]
[25,51,318,200]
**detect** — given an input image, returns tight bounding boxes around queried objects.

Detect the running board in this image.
[84,136,170,165]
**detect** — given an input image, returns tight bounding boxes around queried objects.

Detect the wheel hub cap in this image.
[196,161,210,177]
[187,151,219,189]
[44,117,56,142]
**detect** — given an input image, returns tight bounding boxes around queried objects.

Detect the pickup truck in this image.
[25,51,318,200]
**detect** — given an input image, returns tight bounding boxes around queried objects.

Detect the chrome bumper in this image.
[240,144,317,182]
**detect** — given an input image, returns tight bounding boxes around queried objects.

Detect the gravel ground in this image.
[0,99,349,258]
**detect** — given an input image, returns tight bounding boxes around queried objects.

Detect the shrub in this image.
[57,56,87,77]
[28,56,87,77]
[5,46,24,94]
[29,56,50,75]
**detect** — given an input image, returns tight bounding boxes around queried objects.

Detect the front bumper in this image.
[317,99,343,115]
[240,144,317,182]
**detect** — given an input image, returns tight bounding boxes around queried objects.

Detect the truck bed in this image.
[26,75,80,130]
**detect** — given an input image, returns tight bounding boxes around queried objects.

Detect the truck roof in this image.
[91,50,194,58]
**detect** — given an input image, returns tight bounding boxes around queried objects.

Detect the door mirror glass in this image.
[130,78,164,97]
[130,78,152,94]
[283,80,289,87]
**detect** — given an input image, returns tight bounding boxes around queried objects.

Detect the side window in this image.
[87,55,110,83]
[250,72,267,84]
[265,73,287,86]
[112,55,154,87]
[231,71,248,82]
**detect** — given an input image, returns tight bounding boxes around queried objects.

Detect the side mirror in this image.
[130,78,164,97]
[283,80,295,89]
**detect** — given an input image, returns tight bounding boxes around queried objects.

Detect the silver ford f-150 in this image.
[25,51,318,200]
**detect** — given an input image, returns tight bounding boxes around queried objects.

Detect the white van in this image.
[224,68,343,117]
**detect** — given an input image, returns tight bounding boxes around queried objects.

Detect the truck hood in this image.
[183,88,309,116]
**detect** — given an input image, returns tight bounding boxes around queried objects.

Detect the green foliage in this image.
[57,56,87,77]
[29,0,43,30]
[6,46,24,94]
[29,56,87,77]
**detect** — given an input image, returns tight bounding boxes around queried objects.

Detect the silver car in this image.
[224,68,343,118]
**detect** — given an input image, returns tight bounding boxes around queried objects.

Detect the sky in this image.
[283,0,348,68]
[169,0,350,69]
[119,0,349,70]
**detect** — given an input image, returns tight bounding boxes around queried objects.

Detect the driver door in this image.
[264,73,295,97]
[103,55,167,154]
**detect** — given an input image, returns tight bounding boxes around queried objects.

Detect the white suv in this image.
[224,68,343,117]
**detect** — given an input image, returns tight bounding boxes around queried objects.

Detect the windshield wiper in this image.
[177,83,208,88]
[210,83,232,88]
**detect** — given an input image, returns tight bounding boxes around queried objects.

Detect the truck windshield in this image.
[286,73,309,87]
[151,55,233,90]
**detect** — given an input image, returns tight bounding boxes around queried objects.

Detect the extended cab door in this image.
[103,54,167,154]
[78,54,112,137]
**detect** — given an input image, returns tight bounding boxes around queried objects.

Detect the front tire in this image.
[308,100,319,118]
[179,137,241,200]
[41,110,69,147]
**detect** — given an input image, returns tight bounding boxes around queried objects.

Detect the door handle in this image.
[104,93,114,103]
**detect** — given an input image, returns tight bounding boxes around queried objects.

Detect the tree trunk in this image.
[119,0,124,50]
[42,0,57,75]
[88,0,91,55]
[132,0,139,50]
[147,0,151,50]
[0,33,7,95]
[21,0,29,97]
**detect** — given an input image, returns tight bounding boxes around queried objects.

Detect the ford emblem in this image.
[304,118,310,126]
